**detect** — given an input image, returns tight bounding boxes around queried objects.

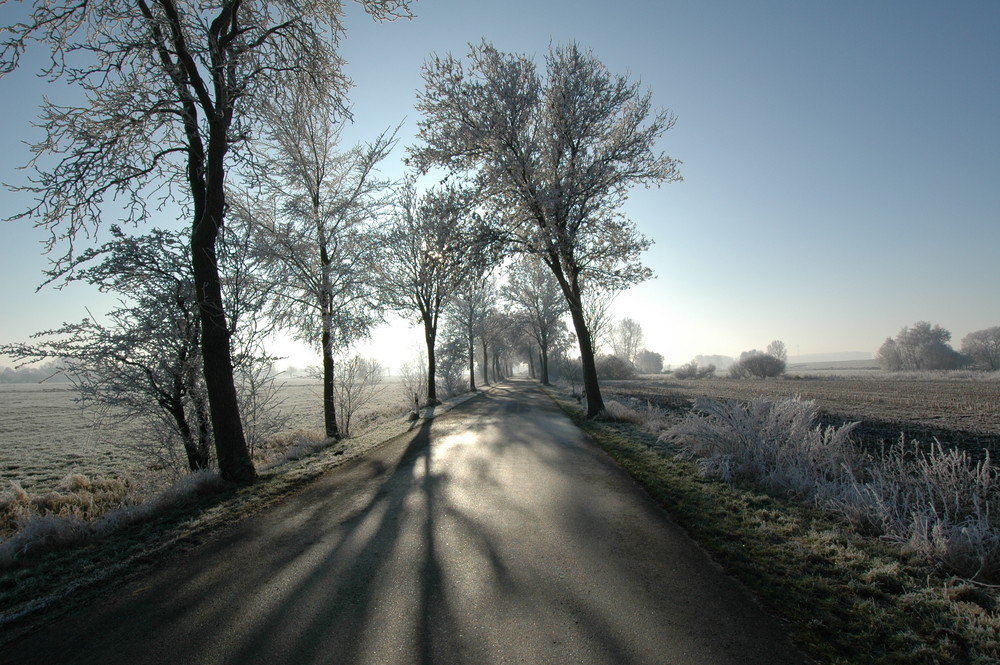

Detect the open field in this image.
[0,378,414,493]
[602,373,1000,459]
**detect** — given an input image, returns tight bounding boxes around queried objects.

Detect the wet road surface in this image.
[1,379,808,665]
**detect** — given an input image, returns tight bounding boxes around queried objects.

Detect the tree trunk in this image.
[168,397,207,472]
[480,338,490,385]
[566,292,605,417]
[467,320,477,392]
[192,131,255,484]
[540,343,550,385]
[423,317,439,404]
[322,327,340,440]
[192,386,213,468]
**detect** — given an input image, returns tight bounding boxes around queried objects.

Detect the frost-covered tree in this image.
[611,318,643,367]
[729,349,785,379]
[875,337,904,371]
[582,284,619,357]
[247,78,397,439]
[332,356,383,438]
[376,183,489,403]
[766,340,787,362]
[412,41,681,417]
[877,321,964,371]
[635,348,664,374]
[0,227,278,472]
[961,326,1000,370]
[0,0,412,483]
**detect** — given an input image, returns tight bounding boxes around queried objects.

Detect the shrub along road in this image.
[1,379,808,665]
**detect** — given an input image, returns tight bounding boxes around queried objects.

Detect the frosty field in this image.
[6,371,999,494]
[0,378,412,493]
[604,372,1000,458]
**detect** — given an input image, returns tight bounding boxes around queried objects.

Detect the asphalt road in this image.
[2,380,809,665]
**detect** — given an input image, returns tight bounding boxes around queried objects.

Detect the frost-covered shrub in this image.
[603,400,643,424]
[256,429,333,468]
[674,361,715,379]
[595,354,637,380]
[666,395,1000,579]
[0,474,135,539]
[666,396,859,497]
[834,438,999,578]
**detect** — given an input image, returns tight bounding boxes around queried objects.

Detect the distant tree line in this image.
[672,341,786,380]
[0,360,70,384]
[876,321,1000,371]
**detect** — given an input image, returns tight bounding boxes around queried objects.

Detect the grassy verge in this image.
[545,388,1000,665]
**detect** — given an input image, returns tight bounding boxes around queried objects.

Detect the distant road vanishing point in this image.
[1,379,808,665]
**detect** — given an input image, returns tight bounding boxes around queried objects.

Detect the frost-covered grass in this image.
[837,438,1000,579]
[666,396,1000,581]
[0,470,225,569]
[544,386,1000,664]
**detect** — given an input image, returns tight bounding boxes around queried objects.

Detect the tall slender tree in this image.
[412,41,680,416]
[377,183,486,404]
[0,1,413,482]
[247,77,397,440]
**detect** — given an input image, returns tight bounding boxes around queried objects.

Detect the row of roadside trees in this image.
[0,4,680,483]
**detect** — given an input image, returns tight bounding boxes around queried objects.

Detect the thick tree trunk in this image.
[566,292,605,417]
[322,327,340,440]
[192,134,255,484]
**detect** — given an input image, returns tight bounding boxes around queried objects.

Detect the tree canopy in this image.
[412,41,680,416]
[1,0,412,482]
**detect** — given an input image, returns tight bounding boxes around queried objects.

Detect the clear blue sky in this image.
[1,0,998,369]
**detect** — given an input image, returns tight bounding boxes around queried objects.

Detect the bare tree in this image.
[1,0,412,483]
[376,183,486,404]
[332,355,383,438]
[412,41,681,417]
[247,79,397,440]
[611,318,643,367]
[503,257,567,385]
[961,326,1000,370]
[875,337,904,371]
[582,284,619,357]
[766,340,788,362]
